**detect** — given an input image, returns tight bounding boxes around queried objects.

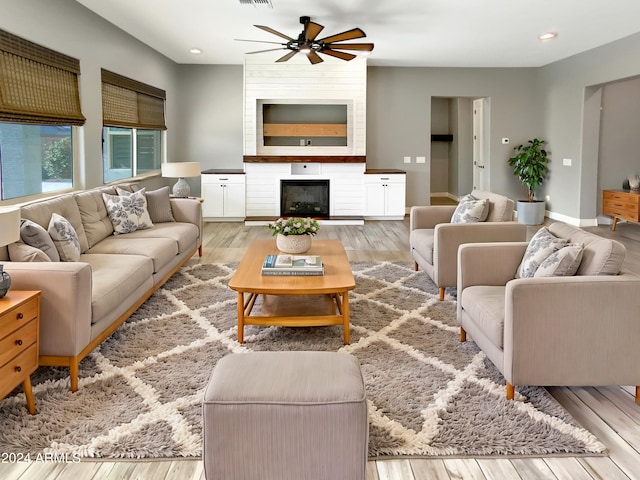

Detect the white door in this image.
[472,98,488,191]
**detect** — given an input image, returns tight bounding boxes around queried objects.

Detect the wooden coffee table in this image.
[229,239,356,344]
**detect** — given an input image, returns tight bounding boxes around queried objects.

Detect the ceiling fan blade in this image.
[246,48,287,54]
[276,50,298,63]
[325,42,374,52]
[305,22,324,41]
[320,49,357,61]
[318,28,366,44]
[235,38,286,45]
[255,25,294,41]
[306,50,324,64]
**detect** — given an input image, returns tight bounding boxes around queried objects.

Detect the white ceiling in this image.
[76,0,640,67]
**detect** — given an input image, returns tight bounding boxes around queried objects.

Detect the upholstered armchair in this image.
[410,190,527,300]
[457,222,640,402]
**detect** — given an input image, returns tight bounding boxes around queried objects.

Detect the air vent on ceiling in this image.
[239,0,273,7]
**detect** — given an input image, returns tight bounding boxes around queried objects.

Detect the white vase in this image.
[276,234,312,254]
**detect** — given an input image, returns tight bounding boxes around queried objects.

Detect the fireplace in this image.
[280,180,330,217]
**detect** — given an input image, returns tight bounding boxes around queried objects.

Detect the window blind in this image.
[101,69,166,130]
[0,29,85,125]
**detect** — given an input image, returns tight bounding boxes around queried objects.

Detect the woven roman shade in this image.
[101,69,166,130]
[0,29,85,125]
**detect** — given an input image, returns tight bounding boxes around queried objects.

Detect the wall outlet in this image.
[563,158,572,166]
[416,156,426,164]
[403,156,411,164]
[299,139,306,146]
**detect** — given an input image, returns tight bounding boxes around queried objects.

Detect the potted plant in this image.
[268,217,320,253]
[508,138,550,225]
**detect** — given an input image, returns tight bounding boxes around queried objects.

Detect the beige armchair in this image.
[410,190,527,300]
[457,222,640,402]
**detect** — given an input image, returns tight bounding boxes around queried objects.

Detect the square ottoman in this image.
[202,351,368,480]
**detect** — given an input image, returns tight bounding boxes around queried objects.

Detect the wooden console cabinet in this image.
[0,290,40,414]
[602,189,640,230]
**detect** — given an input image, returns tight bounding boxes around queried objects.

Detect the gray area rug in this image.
[0,262,606,459]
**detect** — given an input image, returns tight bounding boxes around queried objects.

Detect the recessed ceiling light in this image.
[190,48,203,55]
[538,32,557,41]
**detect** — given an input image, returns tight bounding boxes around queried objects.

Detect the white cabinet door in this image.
[385,182,406,217]
[224,183,246,218]
[364,183,386,216]
[202,183,225,218]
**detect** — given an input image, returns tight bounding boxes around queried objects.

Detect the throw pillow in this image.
[451,194,489,223]
[516,227,567,278]
[534,243,584,277]
[8,242,52,262]
[143,186,175,223]
[20,219,60,262]
[103,189,154,234]
[48,213,81,262]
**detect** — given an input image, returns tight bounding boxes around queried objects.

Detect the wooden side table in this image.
[602,189,640,231]
[0,290,40,414]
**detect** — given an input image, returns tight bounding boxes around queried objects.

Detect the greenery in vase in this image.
[507,138,550,202]
[268,217,320,236]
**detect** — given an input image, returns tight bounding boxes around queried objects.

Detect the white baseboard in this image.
[545,210,598,227]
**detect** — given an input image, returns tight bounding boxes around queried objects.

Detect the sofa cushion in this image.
[409,228,435,264]
[103,189,153,235]
[82,253,154,325]
[74,187,116,249]
[451,194,489,223]
[548,223,625,275]
[145,186,175,223]
[48,213,81,262]
[115,222,199,254]
[516,227,566,278]
[460,285,506,349]
[20,194,89,253]
[8,242,51,262]
[20,219,60,261]
[534,243,584,277]
[86,236,179,274]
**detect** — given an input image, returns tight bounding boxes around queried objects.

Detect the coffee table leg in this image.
[342,292,350,345]
[237,292,245,343]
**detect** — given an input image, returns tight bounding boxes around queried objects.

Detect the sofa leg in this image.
[636,386,640,404]
[70,359,79,393]
[199,244,203,257]
[439,287,445,301]
[506,382,515,400]
[413,261,418,271]
[460,327,466,342]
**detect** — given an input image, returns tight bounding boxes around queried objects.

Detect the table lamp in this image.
[161,162,201,198]
[0,206,20,297]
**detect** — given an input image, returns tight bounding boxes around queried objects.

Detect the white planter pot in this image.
[516,200,546,225]
[276,234,312,254]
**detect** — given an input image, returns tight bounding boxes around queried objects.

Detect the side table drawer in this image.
[0,319,37,367]
[0,299,38,339]
[0,343,38,399]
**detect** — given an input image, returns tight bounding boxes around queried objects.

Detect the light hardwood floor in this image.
[3,219,640,480]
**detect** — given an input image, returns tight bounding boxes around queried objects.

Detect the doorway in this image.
[473,98,490,192]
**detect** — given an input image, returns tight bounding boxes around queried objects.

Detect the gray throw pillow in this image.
[48,213,81,262]
[144,186,175,223]
[8,242,52,262]
[516,227,567,278]
[451,194,489,223]
[534,243,584,277]
[20,219,60,262]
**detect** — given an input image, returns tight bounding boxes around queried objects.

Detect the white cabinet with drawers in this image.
[364,171,406,220]
[201,172,246,221]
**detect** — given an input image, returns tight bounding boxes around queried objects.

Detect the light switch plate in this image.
[563,158,572,166]
[416,156,426,164]
[403,156,411,164]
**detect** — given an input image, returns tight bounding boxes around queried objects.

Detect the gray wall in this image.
[1,0,179,192]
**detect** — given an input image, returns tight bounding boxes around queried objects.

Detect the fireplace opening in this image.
[280,180,330,217]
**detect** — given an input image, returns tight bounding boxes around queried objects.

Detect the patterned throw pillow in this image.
[516,227,567,278]
[451,194,489,224]
[8,242,52,262]
[20,219,60,261]
[47,213,81,262]
[102,189,154,235]
[534,243,584,277]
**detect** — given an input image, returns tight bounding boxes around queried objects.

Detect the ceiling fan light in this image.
[299,43,312,54]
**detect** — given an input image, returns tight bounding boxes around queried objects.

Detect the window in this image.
[101,70,166,183]
[0,29,84,200]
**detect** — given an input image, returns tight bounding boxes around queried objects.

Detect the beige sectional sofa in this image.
[457,222,640,402]
[0,185,202,391]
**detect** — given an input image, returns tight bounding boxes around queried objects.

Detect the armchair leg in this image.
[506,382,515,400]
[414,261,418,271]
[636,386,640,405]
[439,287,445,301]
[460,327,466,342]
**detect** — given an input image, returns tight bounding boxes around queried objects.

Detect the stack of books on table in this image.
[261,254,324,276]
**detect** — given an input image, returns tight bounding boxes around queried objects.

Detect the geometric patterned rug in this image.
[0,262,606,459]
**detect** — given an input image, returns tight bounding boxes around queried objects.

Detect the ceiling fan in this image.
[238,16,374,64]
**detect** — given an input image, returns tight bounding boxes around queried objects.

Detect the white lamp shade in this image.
[161,162,201,178]
[0,206,20,247]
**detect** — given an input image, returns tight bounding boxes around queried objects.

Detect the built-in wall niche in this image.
[256,99,354,155]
